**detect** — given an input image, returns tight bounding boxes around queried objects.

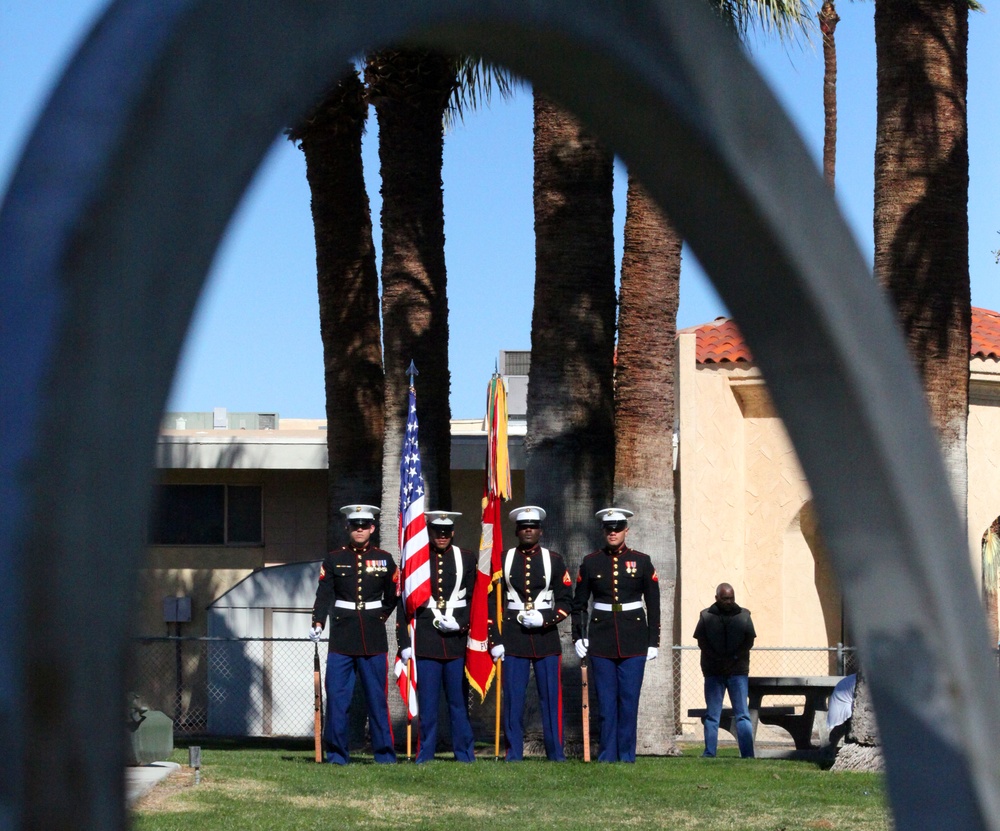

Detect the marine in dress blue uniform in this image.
[396,511,477,762]
[310,504,398,765]
[572,508,660,762]
[489,506,572,761]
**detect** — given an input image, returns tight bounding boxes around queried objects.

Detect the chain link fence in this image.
[671,644,858,741]
[130,637,867,741]
[130,637,1000,751]
[130,637,323,737]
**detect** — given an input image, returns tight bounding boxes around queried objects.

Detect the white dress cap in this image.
[509,505,547,524]
[339,504,381,521]
[425,510,462,526]
[595,508,634,524]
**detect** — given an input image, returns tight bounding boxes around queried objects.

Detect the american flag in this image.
[398,381,431,618]
[394,651,419,719]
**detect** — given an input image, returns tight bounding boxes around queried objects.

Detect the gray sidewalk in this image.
[126,762,181,806]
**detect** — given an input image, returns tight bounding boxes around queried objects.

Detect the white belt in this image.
[335,600,381,610]
[507,599,553,611]
[594,601,643,612]
[428,599,467,609]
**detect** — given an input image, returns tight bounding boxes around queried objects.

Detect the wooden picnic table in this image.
[748,675,844,749]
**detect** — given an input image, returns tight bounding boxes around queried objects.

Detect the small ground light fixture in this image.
[188,746,201,785]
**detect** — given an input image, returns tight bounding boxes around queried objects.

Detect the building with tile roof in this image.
[677,307,1000,681]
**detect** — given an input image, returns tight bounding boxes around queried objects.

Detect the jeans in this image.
[702,674,754,758]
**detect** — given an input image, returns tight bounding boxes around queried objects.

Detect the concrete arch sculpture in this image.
[2,1,998,828]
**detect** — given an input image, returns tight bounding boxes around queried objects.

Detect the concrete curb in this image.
[125,761,181,806]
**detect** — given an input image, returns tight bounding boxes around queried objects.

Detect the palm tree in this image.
[818,0,841,189]
[288,67,384,549]
[614,0,812,755]
[841,0,972,768]
[525,96,617,564]
[365,49,459,548]
[364,52,514,551]
[615,175,683,755]
[525,93,616,749]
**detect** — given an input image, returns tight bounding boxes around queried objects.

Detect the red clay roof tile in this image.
[691,308,1000,364]
[972,307,1000,360]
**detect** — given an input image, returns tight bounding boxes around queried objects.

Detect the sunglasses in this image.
[348,520,373,529]
[603,522,628,533]
[430,527,453,536]
[517,523,541,530]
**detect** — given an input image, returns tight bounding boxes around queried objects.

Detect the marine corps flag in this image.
[465,374,512,700]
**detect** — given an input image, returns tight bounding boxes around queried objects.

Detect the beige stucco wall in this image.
[677,340,1000,734]
[969,357,1000,586]
[678,332,838,656]
[677,331,847,733]
[678,332,746,640]
[143,469,326,635]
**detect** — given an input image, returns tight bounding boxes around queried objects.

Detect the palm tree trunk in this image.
[874,0,970,529]
[527,93,616,564]
[818,0,840,190]
[616,175,681,755]
[289,67,384,549]
[527,93,616,743]
[852,0,970,756]
[366,50,457,547]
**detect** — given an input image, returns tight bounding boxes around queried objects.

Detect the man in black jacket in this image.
[693,583,756,757]
[310,504,398,765]
[396,511,477,762]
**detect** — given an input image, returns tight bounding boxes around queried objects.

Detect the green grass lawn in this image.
[133,743,890,831]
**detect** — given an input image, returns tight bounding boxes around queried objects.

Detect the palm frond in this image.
[713,0,817,43]
[445,58,522,130]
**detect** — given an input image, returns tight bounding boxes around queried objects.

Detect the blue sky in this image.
[3,3,998,419]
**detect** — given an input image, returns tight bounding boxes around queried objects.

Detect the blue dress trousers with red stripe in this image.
[490,544,573,761]
[312,544,398,764]
[572,546,660,762]
[396,544,478,762]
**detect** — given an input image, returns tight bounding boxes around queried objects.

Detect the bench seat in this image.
[687,706,796,743]
[687,706,795,718]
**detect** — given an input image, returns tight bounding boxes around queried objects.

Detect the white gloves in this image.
[646,647,658,662]
[308,624,323,642]
[491,644,505,662]
[400,647,413,663]
[574,639,589,659]
[435,614,461,632]
[519,609,544,628]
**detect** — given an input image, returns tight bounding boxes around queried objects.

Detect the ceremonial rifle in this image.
[313,641,323,763]
[581,656,591,762]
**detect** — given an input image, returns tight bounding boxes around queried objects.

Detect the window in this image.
[150,484,262,545]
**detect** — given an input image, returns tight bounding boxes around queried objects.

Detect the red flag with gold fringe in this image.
[465,374,511,700]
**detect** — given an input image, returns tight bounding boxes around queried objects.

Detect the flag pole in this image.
[397,359,429,763]
[406,632,414,760]
[494,584,502,760]
[581,657,591,762]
